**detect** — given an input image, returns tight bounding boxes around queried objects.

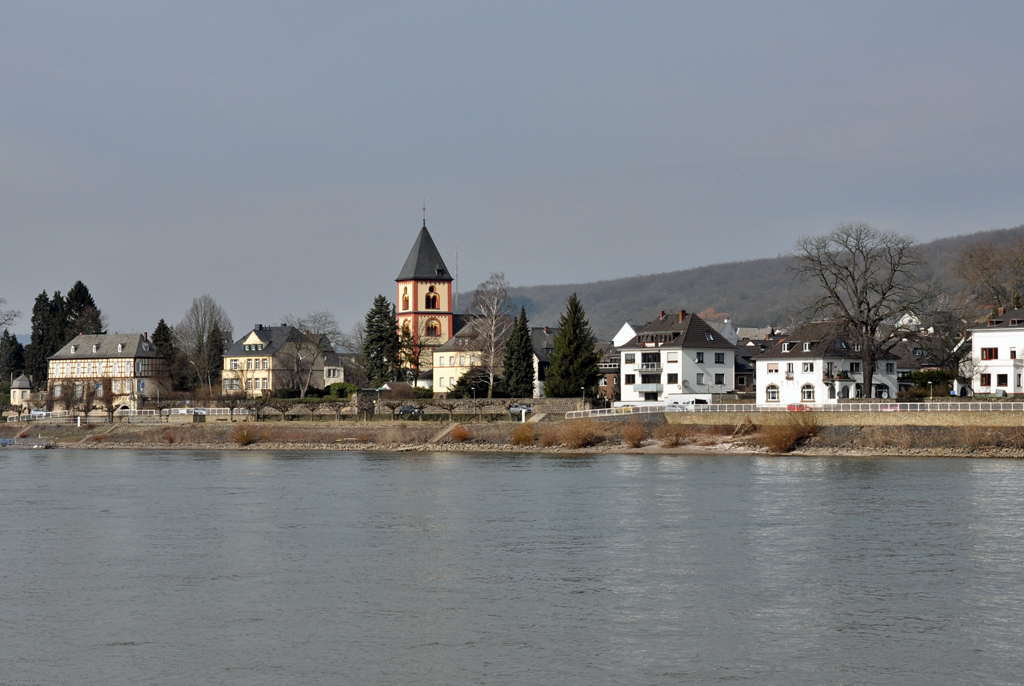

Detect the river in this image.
[2,450,1023,685]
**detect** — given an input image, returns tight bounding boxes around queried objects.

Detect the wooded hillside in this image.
[462,224,1024,340]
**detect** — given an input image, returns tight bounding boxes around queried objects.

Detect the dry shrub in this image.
[1011,426,1024,450]
[705,424,737,436]
[161,428,177,445]
[760,414,819,453]
[511,424,535,446]
[16,429,28,439]
[379,426,412,445]
[655,424,689,447]
[538,425,561,447]
[620,420,648,448]
[450,425,472,442]
[955,425,993,450]
[561,419,602,449]
[90,434,104,443]
[230,426,258,446]
[357,432,373,443]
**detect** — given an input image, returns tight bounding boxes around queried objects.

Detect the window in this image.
[246,359,252,370]
[715,353,725,364]
[696,372,705,385]
[231,359,239,370]
[425,286,440,310]
[737,376,746,385]
[803,342,811,352]
[802,384,815,401]
[1018,374,1022,387]
[262,379,268,390]
[426,320,440,337]
[246,379,253,390]
[667,352,678,363]
[599,378,607,386]
[914,348,923,357]
[470,355,476,366]
[438,356,445,367]
[980,373,991,386]
[854,343,861,352]
[449,356,455,367]
[624,353,635,364]
[641,374,659,384]
[86,363,93,375]
[802,362,814,373]
[459,355,465,366]
[705,333,714,341]
[714,373,724,385]
[997,374,1008,387]
[1012,349,1018,360]
[782,343,791,352]
[263,359,268,369]
[981,348,998,360]
[766,385,779,401]
[785,363,794,374]
[849,362,861,373]
[696,352,704,363]
[667,373,678,384]
[767,363,779,373]
[402,287,410,311]
[449,377,455,387]
[885,363,895,373]
[625,374,635,384]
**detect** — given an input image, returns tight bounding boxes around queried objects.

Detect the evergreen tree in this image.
[46,291,67,353]
[65,281,105,335]
[0,329,26,380]
[362,295,400,387]
[543,293,600,398]
[24,291,53,383]
[151,319,174,358]
[502,307,535,398]
[205,323,226,392]
[152,318,190,391]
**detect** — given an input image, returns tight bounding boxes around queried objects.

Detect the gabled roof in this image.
[49,333,161,360]
[396,223,452,282]
[530,327,558,363]
[973,307,1024,331]
[620,311,736,350]
[223,325,331,358]
[11,374,32,389]
[753,322,897,361]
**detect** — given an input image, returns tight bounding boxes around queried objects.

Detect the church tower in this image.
[396,220,454,372]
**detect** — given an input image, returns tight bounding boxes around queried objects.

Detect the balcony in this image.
[785,372,794,380]
[823,371,852,381]
[632,383,664,393]
[635,362,663,372]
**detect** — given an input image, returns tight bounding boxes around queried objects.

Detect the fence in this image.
[566,402,1024,420]
[6,407,253,423]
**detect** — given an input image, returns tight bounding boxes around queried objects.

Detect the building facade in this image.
[618,310,737,403]
[222,324,334,397]
[46,333,170,409]
[753,323,899,405]
[969,307,1024,396]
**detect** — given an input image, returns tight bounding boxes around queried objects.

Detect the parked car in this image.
[397,405,422,416]
[508,404,533,417]
[787,403,812,412]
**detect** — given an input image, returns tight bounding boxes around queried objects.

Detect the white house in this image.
[969,307,1024,396]
[754,323,899,405]
[618,310,736,403]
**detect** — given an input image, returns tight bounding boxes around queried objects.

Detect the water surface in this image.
[2,450,1023,685]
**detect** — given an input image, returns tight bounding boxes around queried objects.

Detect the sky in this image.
[2,1,1023,338]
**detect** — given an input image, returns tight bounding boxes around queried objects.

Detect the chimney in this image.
[998,307,1006,316]
[678,310,685,323]
[143,332,148,340]
[660,310,665,319]
[543,326,549,334]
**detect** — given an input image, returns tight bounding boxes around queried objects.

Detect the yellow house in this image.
[222,324,336,397]
[431,317,485,396]
[47,333,171,409]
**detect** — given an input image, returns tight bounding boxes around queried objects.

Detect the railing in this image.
[635,363,663,371]
[566,401,1024,420]
[6,407,254,423]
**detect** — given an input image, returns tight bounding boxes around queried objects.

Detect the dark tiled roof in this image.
[11,374,32,389]
[530,327,558,363]
[223,325,331,358]
[49,334,161,360]
[396,224,452,282]
[753,322,897,361]
[973,307,1024,330]
[621,311,736,350]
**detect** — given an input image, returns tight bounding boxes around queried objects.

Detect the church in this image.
[395,220,465,376]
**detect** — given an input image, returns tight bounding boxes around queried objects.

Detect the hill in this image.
[463,223,1024,340]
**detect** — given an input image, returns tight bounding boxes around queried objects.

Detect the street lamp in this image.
[928,381,933,400]
[580,386,585,410]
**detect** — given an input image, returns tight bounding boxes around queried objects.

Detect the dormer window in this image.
[705,333,714,341]
[143,343,150,352]
[1012,319,1020,326]
[782,343,791,353]
[854,343,861,352]
[117,343,123,353]
[92,344,98,353]
[70,345,77,354]
[989,319,1003,326]
[803,342,811,352]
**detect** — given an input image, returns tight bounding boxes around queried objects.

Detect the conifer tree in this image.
[543,293,600,398]
[362,295,400,387]
[65,281,105,335]
[502,307,535,398]
[0,329,26,381]
[24,291,53,383]
[151,319,174,358]
[46,291,67,353]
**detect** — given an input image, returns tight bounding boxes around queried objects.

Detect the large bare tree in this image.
[792,222,931,396]
[0,297,19,329]
[175,294,233,394]
[470,273,513,397]
[280,311,341,398]
[951,237,1024,316]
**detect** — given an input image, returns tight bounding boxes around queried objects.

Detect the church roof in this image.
[396,223,453,282]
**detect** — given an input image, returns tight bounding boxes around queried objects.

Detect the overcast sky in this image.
[2,1,1023,337]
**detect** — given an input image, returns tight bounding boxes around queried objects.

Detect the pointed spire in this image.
[396,223,453,282]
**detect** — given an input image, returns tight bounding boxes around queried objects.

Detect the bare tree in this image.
[951,237,1024,316]
[471,273,513,397]
[80,379,97,420]
[0,298,20,329]
[280,311,341,398]
[175,295,233,394]
[99,377,117,422]
[792,222,932,396]
[335,320,368,387]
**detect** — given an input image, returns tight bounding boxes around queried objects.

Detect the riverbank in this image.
[4,417,1024,458]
